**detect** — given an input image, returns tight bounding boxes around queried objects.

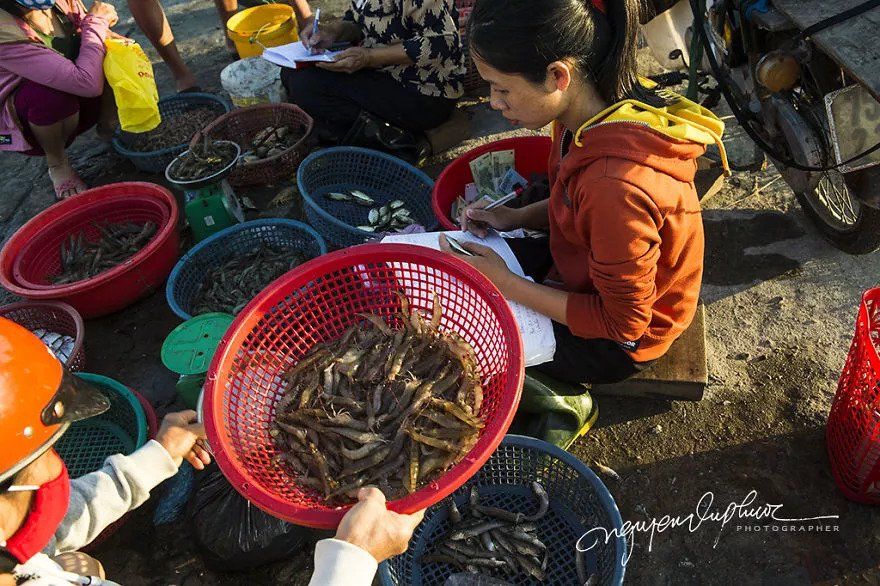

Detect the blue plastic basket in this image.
[112,93,232,174]
[166,219,328,321]
[297,147,437,247]
[55,373,148,479]
[380,435,627,586]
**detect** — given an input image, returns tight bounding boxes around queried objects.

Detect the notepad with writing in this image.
[261,42,343,69]
[381,230,557,367]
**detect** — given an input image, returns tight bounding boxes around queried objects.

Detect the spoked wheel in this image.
[692,0,880,254]
[795,169,880,255]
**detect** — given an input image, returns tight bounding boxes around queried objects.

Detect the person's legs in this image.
[127,0,199,91]
[213,0,238,52]
[504,237,554,282]
[534,324,649,384]
[14,81,92,197]
[93,84,118,141]
[340,71,455,133]
[282,66,364,139]
[282,67,456,138]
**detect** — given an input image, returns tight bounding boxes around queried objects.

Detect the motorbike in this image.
[647,0,880,254]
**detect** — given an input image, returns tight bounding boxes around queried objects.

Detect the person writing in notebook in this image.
[443,0,728,385]
[280,0,465,159]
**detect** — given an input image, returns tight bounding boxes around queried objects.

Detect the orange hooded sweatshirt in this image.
[547,97,729,362]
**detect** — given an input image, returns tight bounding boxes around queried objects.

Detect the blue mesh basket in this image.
[55,373,148,479]
[112,93,232,174]
[297,147,437,247]
[166,219,328,320]
[380,435,627,586]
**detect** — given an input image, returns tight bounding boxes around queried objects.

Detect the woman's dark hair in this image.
[468,0,663,106]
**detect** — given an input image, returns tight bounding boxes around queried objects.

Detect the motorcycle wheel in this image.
[794,169,880,255]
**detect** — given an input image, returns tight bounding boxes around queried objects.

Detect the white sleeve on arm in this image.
[308,538,379,586]
[52,439,178,553]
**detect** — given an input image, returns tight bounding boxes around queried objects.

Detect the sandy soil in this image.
[1,0,879,584]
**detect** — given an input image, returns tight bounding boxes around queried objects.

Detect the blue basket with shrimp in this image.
[112,93,232,174]
[297,147,438,248]
[380,435,627,586]
[166,219,328,321]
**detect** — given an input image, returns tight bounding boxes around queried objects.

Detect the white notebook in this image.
[381,231,557,367]
[261,42,343,69]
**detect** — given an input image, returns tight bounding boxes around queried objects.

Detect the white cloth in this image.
[308,539,378,586]
[50,440,178,554]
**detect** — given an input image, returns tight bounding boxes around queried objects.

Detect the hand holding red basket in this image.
[203,244,525,528]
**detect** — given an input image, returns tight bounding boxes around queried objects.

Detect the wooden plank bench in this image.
[592,303,708,400]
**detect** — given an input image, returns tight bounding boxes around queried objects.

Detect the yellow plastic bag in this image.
[103,38,161,133]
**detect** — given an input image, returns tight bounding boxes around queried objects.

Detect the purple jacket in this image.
[0,0,110,152]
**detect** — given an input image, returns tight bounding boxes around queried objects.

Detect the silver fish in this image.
[350,191,375,206]
[357,225,376,232]
[389,200,406,210]
[368,209,380,224]
[326,192,351,202]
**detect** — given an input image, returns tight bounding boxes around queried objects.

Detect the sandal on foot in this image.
[53,174,87,200]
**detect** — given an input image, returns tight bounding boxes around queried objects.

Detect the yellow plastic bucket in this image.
[226,4,298,59]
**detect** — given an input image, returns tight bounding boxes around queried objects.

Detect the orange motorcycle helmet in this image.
[0,318,109,484]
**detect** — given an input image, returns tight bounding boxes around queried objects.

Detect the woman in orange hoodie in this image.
[442,0,727,384]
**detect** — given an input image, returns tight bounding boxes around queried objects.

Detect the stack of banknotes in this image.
[450,150,528,223]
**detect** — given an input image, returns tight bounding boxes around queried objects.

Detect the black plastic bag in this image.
[189,463,313,571]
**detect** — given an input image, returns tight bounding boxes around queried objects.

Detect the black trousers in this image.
[281,67,456,139]
[506,237,650,385]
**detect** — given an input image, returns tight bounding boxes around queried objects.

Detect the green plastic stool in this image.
[161,313,233,409]
[508,369,599,450]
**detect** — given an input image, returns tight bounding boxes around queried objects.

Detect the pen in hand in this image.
[308,8,321,54]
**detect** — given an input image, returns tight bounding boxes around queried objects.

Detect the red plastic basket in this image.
[204,243,525,528]
[0,183,180,319]
[827,287,880,504]
[0,301,86,371]
[432,136,552,230]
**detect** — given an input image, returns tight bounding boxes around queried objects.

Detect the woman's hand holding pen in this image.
[300,14,335,52]
[458,200,523,238]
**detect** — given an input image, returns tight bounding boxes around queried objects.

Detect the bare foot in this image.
[48,164,87,200]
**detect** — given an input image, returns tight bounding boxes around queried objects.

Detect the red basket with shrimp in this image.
[203,243,524,528]
[0,182,179,319]
[432,136,552,230]
[827,287,880,504]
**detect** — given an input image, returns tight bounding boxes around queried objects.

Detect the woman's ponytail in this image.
[469,0,663,106]
[594,0,658,104]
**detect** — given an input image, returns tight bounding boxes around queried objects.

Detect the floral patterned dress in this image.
[343,0,466,99]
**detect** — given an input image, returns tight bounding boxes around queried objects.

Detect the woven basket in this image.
[297,147,436,247]
[0,301,86,370]
[112,93,232,174]
[55,373,148,479]
[196,103,313,187]
[455,0,487,95]
[380,435,627,585]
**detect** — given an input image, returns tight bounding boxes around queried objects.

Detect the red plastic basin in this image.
[0,182,180,319]
[431,135,552,230]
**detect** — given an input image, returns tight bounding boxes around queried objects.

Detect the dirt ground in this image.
[1,0,880,583]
